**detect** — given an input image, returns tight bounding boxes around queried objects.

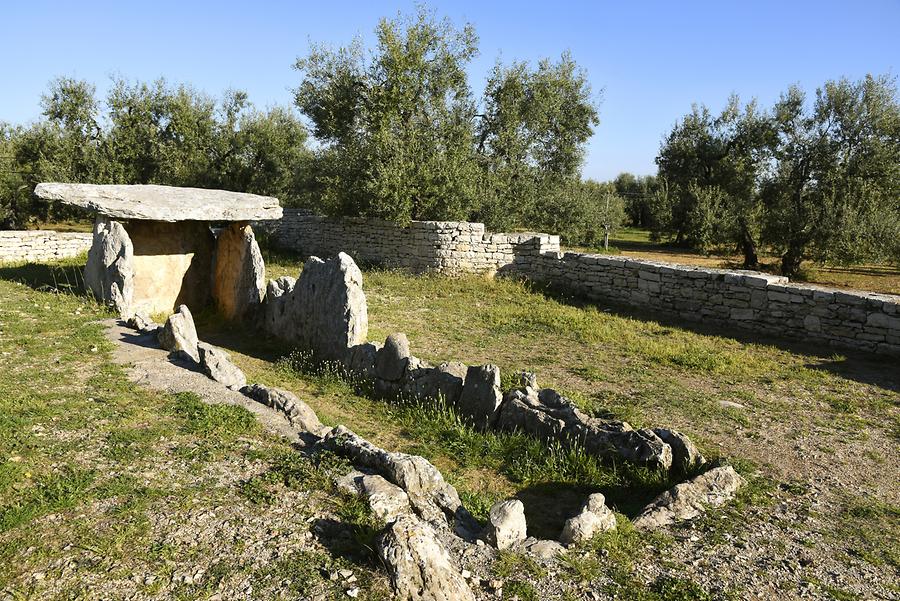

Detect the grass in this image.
[577,227,900,295]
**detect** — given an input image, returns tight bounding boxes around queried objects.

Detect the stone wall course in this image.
[0,230,93,263]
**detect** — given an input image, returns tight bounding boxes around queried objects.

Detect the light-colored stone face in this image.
[126,221,215,316]
[34,183,282,222]
[212,223,265,320]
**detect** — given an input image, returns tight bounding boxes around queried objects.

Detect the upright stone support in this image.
[212,223,265,320]
[84,216,134,317]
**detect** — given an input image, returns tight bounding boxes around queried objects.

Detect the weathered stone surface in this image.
[262,253,367,362]
[402,361,467,405]
[376,333,411,381]
[338,471,412,523]
[653,428,705,473]
[323,426,462,525]
[126,311,159,334]
[633,466,746,529]
[348,342,380,378]
[35,182,282,221]
[378,514,475,601]
[559,493,617,546]
[213,223,265,319]
[482,500,527,550]
[84,217,134,317]
[241,384,327,435]
[520,537,565,560]
[125,220,215,315]
[198,342,246,390]
[456,364,503,430]
[496,387,673,470]
[157,305,199,363]
[262,276,295,334]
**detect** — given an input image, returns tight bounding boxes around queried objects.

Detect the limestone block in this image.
[158,305,200,363]
[213,223,265,319]
[456,364,503,430]
[84,217,134,317]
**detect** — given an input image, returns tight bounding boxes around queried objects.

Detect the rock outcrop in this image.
[198,342,247,390]
[338,471,411,523]
[378,514,475,601]
[262,252,367,361]
[653,428,706,473]
[482,500,527,550]
[633,465,746,529]
[213,223,265,320]
[158,305,200,363]
[84,217,134,317]
[559,493,617,546]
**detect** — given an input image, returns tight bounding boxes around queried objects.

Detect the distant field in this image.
[571,227,900,296]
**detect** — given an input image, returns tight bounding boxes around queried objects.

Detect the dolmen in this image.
[34,183,280,318]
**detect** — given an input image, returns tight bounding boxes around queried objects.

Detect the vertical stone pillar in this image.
[212,223,266,320]
[84,216,134,317]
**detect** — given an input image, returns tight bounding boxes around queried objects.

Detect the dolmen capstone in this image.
[34,183,280,318]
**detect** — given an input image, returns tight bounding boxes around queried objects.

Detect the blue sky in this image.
[2,1,897,180]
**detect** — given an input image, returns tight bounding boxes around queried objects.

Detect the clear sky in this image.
[2,0,898,180]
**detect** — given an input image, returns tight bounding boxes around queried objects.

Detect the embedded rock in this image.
[378,514,475,601]
[559,493,617,546]
[241,384,327,435]
[496,387,673,471]
[213,223,265,319]
[348,342,380,378]
[263,253,367,361]
[520,537,565,560]
[482,500,527,551]
[338,471,412,523]
[262,276,295,333]
[126,311,159,335]
[653,428,705,473]
[84,217,134,317]
[403,361,467,405]
[198,342,246,390]
[157,305,199,363]
[456,364,503,430]
[376,333,411,382]
[634,466,746,529]
[323,426,462,525]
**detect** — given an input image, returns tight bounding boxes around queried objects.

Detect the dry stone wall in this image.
[266,211,900,358]
[0,230,92,263]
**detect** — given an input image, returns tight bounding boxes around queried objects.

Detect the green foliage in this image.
[655,74,900,275]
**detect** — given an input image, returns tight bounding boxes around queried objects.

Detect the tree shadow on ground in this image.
[520,277,900,394]
[0,260,87,295]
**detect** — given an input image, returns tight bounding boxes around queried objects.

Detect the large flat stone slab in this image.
[34,183,282,222]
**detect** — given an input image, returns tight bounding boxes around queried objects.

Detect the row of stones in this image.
[0,231,93,262]
[519,252,900,356]
[137,301,744,601]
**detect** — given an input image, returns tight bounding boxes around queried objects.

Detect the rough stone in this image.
[338,471,411,522]
[323,426,462,525]
[482,500,527,550]
[198,342,246,390]
[496,387,673,470]
[559,493,617,546]
[375,333,411,382]
[157,305,199,363]
[633,465,746,529]
[126,311,159,334]
[84,217,134,317]
[652,428,706,473]
[520,537,565,560]
[378,514,475,601]
[34,182,283,221]
[213,223,265,319]
[262,253,367,361]
[262,276,295,334]
[456,364,503,430]
[241,384,327,435]
[403,361,467,405]
[348,342,380,379]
